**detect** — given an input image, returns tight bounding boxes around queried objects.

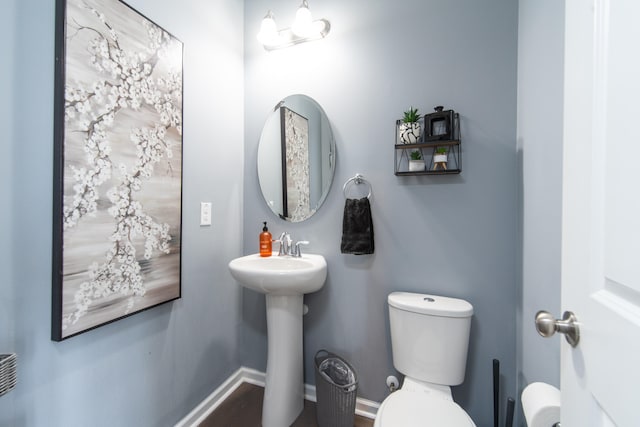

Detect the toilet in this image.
[374,291,476,427]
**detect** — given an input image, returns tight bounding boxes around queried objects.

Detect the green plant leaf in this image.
[403,107,420,123]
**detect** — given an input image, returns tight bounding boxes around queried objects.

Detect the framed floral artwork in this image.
[280,106,310,222]
[52,0,183,341]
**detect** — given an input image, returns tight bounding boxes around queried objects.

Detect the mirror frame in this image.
[257,94,336,222]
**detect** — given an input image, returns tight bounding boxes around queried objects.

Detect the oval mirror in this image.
[257,95,336,222]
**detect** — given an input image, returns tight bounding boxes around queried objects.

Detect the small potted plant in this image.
[399,107,421,144]
[432,146,448,170]
[408,150,425,172]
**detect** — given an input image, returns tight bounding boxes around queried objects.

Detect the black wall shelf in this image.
[394,109,461,176]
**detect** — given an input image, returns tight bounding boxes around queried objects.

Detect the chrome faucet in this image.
[277,232,292,256]
[276,233,309,257]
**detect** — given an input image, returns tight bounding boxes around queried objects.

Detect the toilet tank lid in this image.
[388,292,473,318]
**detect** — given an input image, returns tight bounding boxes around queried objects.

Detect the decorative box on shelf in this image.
[394,107,461,176]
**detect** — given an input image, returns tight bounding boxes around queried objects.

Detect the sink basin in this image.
[228,253,327,295]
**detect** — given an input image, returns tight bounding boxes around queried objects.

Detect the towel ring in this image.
[343,174,372,199]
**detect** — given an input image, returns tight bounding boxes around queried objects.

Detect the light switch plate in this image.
[200,202,212,226]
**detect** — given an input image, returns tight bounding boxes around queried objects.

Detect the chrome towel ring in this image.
[343,174,372,199]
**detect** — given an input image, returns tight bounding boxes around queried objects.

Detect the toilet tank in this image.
[388,292,473,386]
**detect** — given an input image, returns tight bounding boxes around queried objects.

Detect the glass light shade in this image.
[312,20,329,36]
[257,13,279,46]
[292,2,314,37]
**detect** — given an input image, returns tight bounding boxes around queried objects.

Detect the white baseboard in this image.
[175,366,379,426]
[174,367,264,427]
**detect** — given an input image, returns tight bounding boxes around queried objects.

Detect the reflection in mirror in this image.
[257,95,336,222]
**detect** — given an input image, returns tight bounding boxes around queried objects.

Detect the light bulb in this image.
[292,0,314,37]
[257,11,279,46]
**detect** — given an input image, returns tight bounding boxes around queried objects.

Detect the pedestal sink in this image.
[228,253,327,427]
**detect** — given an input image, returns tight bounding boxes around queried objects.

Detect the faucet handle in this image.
[293,240,309,257]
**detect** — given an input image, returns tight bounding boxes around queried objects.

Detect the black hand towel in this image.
[340,197,374,255]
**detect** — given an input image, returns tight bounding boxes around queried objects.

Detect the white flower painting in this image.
[281,107,311,222]
[52,0,183,340]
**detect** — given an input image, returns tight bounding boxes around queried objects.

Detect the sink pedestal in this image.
[262,294,304,427]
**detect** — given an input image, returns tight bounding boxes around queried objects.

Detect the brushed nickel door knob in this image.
[535,310,580,347]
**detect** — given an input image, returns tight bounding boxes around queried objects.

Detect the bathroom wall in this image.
[0,0,18,416]
[0,0,244,425]
[516,0,564,408]
[243,0,519,425]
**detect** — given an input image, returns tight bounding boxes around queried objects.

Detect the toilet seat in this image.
[375,390,476,427]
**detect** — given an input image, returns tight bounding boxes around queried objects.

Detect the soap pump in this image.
[259,222,272,257]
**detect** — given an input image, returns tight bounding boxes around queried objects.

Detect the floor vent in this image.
[0,353,17,397]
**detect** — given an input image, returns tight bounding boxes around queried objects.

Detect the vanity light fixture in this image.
[257,0,331,51]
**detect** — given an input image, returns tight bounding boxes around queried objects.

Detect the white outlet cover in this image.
[200,202,212,226]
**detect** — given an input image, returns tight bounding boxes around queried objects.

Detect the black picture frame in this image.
[52,0,184,341]
[424,106,455,141]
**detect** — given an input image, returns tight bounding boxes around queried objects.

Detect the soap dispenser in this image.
[260,222,272,257]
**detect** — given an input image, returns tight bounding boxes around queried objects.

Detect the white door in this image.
[561,0,640,425]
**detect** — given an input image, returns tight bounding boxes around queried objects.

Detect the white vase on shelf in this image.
[433,154,448,163]
[408,159,425,172]
[399,122,421,144]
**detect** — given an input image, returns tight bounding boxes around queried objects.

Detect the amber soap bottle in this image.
[260,222,272,257]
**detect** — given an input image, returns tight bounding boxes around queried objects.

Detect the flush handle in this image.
[535,310,580,347]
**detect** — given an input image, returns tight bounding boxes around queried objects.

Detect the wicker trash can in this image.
[314,349,358,427]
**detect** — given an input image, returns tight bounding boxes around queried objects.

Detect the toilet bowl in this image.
[374,292,475,426]
[374,389,475,427]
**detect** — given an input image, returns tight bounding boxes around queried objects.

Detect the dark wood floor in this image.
[199,382,374,427]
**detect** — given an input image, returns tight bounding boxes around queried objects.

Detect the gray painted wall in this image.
[0,0,565,425]
[243,0,519,425]
[0,0,244,425]
[516,0,564,419]
[0,0,18,417]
